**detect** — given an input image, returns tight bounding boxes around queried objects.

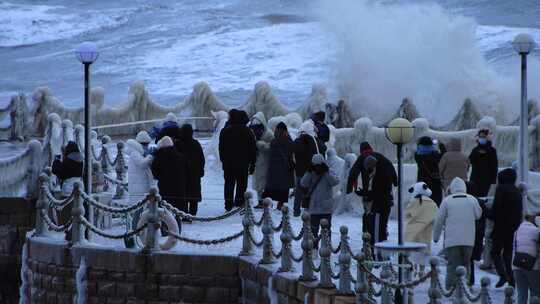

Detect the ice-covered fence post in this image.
[144,187,160,250]
[114,141,126,198]
[479,277,492,304]
[428,258,442,304]
[380,267,393,304]
[504,286,515,304]
[453,266,467,304]
[354,253,370,304]
[338,226,353,294]
[278,206,293,272]
[71,182,85,244]
[100,136,111,174]
[239,191,254,256]
[299,212,316,281]
[259,198,275,264]
[26,140,43,199]
[34,173,49,237]
[318,219,335,288]
[74,124,84,152]
[362,232,372,261]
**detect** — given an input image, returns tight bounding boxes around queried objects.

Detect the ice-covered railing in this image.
[238,193,539,304]
[0,140,42,198]
[0,93,29,141]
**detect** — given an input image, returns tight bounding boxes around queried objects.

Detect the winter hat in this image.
[275,121,287,131]
[477,129,490,137]
[449,177,467,194]
[311,154,325,165]
[64,141,80,155]
[126,139,144,155]
[180,124,194,139]
[157,136,174,150]
[327,148,337,158]
[408,182,432,198]
[417,136,433,146]
[165,113,177,123]
[299,120,316,137]
[238,111,250,125]
[312,111,326,122]
[136,131,152,144]
[363,155,378,170]
[360,142,373,156]
[497,168,517,185]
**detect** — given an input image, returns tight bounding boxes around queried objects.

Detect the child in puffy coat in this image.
[405,182,438,275]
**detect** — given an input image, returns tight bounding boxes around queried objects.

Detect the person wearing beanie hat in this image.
[151,136,189,219]
[415,136,445,206]
[136,130,153,156]
[264,122,294,210]
[300,153,339,248]
[292,120,327,216]
[347,144,397,249]
[469,129,498,198]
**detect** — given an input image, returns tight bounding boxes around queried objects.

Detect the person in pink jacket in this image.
[513,214,540,304]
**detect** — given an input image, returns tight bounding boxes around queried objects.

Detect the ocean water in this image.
[0,0,539,123]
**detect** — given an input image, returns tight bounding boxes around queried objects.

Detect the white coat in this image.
[126,139,155,204]
[433,177,482,248]
[251,112,274,197]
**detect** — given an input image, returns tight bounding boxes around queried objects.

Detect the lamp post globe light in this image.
[74,41,99,195]
[512,33,535,213]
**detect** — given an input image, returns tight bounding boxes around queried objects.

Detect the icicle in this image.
[74,257,87,304]
[19,243,29,304]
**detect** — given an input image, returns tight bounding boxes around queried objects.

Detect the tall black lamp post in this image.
[74,42,99,194]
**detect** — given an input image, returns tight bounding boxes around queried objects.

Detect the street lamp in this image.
[74,42,99,194]
[512,33,535,212]
[383,117,416,304]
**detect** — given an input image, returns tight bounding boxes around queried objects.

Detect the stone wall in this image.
[26,238,240,303]
[0,198,35,304]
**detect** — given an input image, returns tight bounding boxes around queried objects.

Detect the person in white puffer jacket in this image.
[513,214,540,304]
[126,139,155,204]
[433,177,482,290]
[249,112,274,207]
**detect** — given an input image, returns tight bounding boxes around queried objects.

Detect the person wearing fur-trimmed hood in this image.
[405,182,438,274]
[249,112,274,208]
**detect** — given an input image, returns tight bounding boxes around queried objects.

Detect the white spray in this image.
[18,243,29,304]
[74,257,87,304]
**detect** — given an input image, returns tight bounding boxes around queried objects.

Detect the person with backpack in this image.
[513,213,540,304]
[300,154,339,248]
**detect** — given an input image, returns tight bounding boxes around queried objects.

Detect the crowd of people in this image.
[49,109,540,302]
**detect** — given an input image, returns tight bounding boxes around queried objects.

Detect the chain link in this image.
[434,273,456,298]
[166,228,243,245]
[161,200,243,222]
[80,216,147,239]
[81,192,148,214]
[360,263,433,290]
[104,174,128,188]
[44,188,74,209]
[247,229,264,247]
[40,209,72,232]
[458,278,482,302]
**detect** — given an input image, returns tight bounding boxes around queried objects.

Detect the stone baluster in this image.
[114,142,126,198]
[34,173,49,237]
[354,253,370,304]
[362,232,373,262]
[504,286,515,304]
[239,191,254,256]
[318,219,335,288]
[278,206,294,272]
[428,258,442,304]
[337,226,353,294]
[380,267,393,304]
[259,198,275,264]
[299,212,316,281]
[71,182,85,244]
[479,277,492,304]
[144,188,160,250]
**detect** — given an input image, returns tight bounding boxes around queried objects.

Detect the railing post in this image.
[299,212,316,281]
[380,267,393,304]
[453,266,467,304]
[428,258,442,304]
[504,286,515,304]
[239,191,254,256]
[114,142,126,199]
[33,173,49,237]
[362,232,373,261]
[338,226,353,294]
[71,182,85,245]
[259,198,275,264]
[144,187,160,250]
[318,219,335,288]
[480,277,491,304]
[278,205,293,272]
[355,254,370,304]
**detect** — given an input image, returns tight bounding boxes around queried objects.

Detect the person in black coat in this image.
[469,129,498,197]
[346,141,375,194]
[176,124,205,217]
[292,121,326,216]
[489,168,523,288]
[219,109,257,211]
[264,122,295,210]
[414,136,445,205]
[350,151,397,247]
[155,113,181,143]
[152,136,189,215]
[311,111,330,144]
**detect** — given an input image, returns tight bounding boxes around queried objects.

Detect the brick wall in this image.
[0,198,35,304]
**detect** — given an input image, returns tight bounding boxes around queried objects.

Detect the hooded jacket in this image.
[219,110,257,171]
[469,141,498,196]
[433,177,482,248]
[439,138,469,190]
[293,121,326,177]
[265,127,295,191]
[491,168,523,240]
[250,112,274,196]
[405,182,438,252]
[176,124,205,202]
[126,139,154,203]
[151,136,188,207]
[300,154,340,215]
[52,141,83,196]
